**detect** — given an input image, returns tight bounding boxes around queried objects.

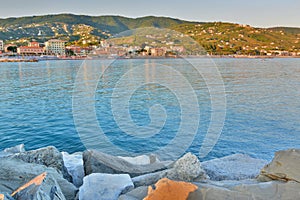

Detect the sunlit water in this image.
[0,58,299,161]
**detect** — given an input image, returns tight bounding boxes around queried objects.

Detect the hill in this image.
[0,14,299,55]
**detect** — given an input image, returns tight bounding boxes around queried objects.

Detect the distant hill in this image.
[0,14,299,55]
[0,14,194,41]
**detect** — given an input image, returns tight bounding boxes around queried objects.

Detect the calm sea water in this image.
[0,58,299,161]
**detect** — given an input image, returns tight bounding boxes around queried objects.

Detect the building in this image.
[17,41,44,55]
[45,39,66,55]
[17,46,44,55]
[28,41,40,47]
[150,48,166,57]
[0,40,3,52]
[65,45,92,56]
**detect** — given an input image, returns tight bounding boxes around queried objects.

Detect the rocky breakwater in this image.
[1,145,300,200]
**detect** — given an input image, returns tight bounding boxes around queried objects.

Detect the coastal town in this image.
[0,38,192,61]
[1,37,299,62]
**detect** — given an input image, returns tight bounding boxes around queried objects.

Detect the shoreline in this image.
[0,55,300,62]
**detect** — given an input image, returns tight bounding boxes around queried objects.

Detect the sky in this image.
[0,0,299,28]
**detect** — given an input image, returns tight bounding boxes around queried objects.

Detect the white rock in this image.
[62,152,84,187]
[4,144,25,154]
[79,173,134,200]
[202,154,268,181]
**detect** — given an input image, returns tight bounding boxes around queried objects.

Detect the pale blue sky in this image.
[1,0,299,28]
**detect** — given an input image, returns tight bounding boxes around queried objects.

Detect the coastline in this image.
[0,55,300,63]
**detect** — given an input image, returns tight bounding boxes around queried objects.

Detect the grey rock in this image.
[79,173,134,200]
[166,152,207,182]
[4,144,26,154]
[133,153,207,186]
[132,170,169,187]
[62,152,84,188]
[118,186,148,200]
[10,146,72,182]
[83,150,167,177]
[189,180,300,200]
[202,154,268,181]
[257,149,300,182]
[14,173,66,200]
[0,157,77,200]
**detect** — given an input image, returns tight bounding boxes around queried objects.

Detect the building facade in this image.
[45,39,66,55]
[17,46,44,55]
[0,40,4,52]
[17,41,44,55]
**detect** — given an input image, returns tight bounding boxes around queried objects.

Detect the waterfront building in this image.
[0,40,3,52]
[17,41,44,55]
[45,39,66,55]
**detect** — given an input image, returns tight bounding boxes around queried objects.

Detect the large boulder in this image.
[62,152,84,187]
[166,153,208,182]
[79,173,134,200]
[12,172,66,200]
[257,149,300,182]
[144,178,198,200]
[202,154,268,181]
[0,157,77,200]
[10,146,72,182]
[83,150,168,177]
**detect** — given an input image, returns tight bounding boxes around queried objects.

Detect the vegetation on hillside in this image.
[0,14,299,55]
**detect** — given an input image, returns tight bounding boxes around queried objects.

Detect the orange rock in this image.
[11,172,47,197]
[144,178,198,200]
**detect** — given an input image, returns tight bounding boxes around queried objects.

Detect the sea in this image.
[1,58,299,161]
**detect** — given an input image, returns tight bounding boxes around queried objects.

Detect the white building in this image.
[0,40,4,52]
[45,39,66,55]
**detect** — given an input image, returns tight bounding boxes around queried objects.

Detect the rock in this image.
[188,183,252,200]
[118,154,159,165]
[118,186,148,200]
[0,157,77,200]
[202,154,268,181]
[234,181,300,200]
[4,144,25,154]
[62,152,84,187]
[83,150,167,177]
[166,152,207,182]
[79,173,134,200]
[257,149,300,182]
[11,172,66,200]
[144,178,198,200]
[188,180,300,200]
[132,170,169,187]
[133,153,207,186]
[10,146,72,182]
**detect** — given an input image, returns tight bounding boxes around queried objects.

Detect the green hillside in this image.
[0,14,299,55]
